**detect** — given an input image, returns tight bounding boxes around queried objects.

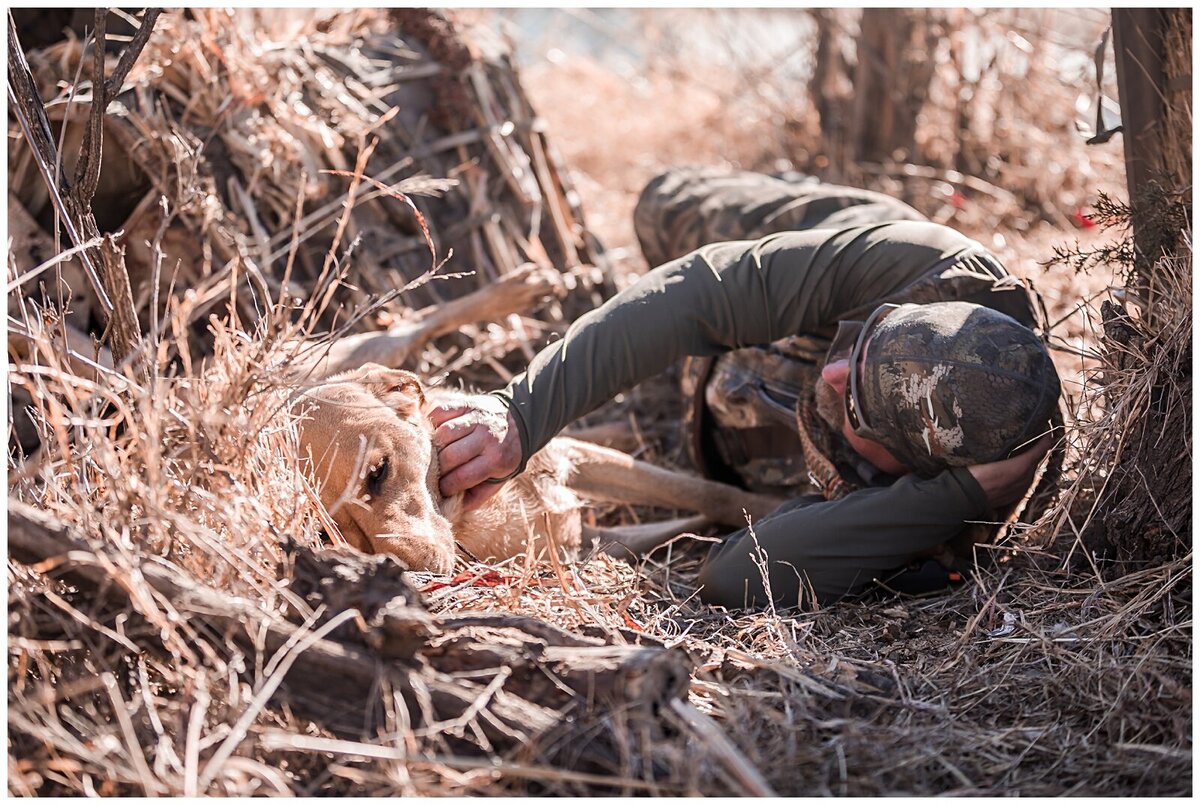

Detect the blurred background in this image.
[9,7,1131,292]
[484,8,1124,269]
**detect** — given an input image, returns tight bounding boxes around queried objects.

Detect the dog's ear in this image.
[342,364,426,418]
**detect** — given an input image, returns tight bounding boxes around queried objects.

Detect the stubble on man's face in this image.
[813,375,845,432]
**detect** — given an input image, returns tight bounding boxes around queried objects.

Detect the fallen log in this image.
[8,500,695,769]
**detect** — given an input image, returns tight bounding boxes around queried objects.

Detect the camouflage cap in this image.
[858,302,1060,476]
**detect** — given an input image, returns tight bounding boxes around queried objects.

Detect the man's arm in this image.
[697,467,989,608]
[434,221,997,502]
[498,222,987,463]
[696,436,1050,608]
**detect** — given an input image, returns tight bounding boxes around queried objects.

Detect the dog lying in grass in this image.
[293,268,780,572]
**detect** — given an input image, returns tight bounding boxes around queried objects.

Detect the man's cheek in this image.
[813,376,846,432]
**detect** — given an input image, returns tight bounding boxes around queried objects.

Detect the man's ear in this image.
[342,363,426,418]
[820,358,850,393]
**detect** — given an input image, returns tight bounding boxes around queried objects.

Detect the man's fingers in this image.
[437,428,490,476]
[439,455,502,499]
[428,403,470,428]
[432,416,480,449]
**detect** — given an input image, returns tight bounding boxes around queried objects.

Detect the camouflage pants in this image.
[634,166,926,268]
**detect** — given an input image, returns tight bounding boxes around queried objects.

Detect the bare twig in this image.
[7,14,144,372]
[73,10,107,206]
[6,13,111,312]
[105,8,163,96]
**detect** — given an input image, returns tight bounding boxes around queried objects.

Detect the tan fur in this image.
[296,363,593,570]
[296,366,782,572]
[296,366,460,571]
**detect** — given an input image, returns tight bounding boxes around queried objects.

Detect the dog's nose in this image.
[428,549,455,575]
[371,532,455,574]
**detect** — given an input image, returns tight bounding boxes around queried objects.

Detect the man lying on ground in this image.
[429,167,1060,609]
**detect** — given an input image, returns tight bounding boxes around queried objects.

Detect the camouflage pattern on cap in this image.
[860,302,1060,476]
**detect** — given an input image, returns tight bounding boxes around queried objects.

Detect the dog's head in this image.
[295,364,462,573]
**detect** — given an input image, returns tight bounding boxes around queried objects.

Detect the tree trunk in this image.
[1112,8,1192,289]
[808,9,851,178]
[1085,9,1192,569]
[850,9,938,166]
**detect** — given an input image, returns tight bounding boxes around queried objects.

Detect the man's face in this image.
[819,357,909,477]
[820,306,911,476]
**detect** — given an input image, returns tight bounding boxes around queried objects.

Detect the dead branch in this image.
[105,8,162,97]
[6,14,145,375]
[72,10,106,205]
[69,7,163,205]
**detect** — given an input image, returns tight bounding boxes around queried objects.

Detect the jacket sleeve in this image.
[495,221,994,466]
[696,466,989,608]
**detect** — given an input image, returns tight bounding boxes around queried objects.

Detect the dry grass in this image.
[8,8,1191,797]
[418,546,1191,795]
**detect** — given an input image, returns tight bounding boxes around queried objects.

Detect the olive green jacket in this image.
[495,220,1037,604]
[498,221,1033,460]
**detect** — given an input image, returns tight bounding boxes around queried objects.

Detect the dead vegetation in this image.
[7,8,1191,797]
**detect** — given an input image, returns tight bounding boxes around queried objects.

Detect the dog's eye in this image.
[366,456,390,498]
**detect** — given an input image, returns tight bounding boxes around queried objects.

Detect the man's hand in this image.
[967,435,1052,509]
[430,395,523,512]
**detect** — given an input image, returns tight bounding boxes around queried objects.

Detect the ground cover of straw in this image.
[9,9,1191,796]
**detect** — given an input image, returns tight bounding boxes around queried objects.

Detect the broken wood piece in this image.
[293,261,562,379]
[420,625,691,717]
[527,128,581,268]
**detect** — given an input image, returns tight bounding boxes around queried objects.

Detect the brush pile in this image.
[7,7,1192,797]
[8,8,608,387]
[6,321,748,795]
